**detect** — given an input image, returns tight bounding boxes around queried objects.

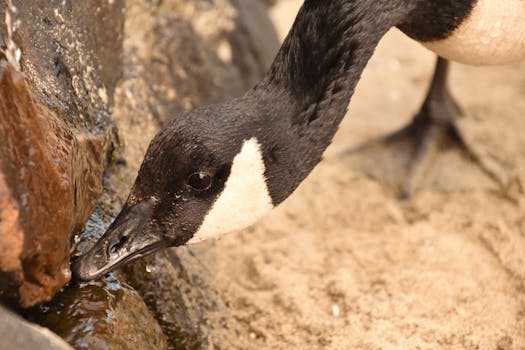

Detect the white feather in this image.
[422,0,525,65]
[188,137,274,244]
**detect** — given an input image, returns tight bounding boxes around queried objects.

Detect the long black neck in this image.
[259,1,411,106]
[249,0,415,204]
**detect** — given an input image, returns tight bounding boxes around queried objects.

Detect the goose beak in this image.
[71,198,165,281]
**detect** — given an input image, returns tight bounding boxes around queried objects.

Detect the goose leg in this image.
[343,57,502,197]
[400,57,464,196]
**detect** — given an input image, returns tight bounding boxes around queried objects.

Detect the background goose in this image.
[73,0,525,280]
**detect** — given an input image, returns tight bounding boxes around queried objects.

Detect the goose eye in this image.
[187,172,212,191]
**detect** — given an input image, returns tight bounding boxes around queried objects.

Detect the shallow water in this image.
[24,208,170,350]
[25,276,167,350]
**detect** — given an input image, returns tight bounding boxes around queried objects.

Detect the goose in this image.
[72,0,525,281]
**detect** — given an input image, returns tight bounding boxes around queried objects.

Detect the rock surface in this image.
[0,305,73,350]
[26,277,168,350]
[0,0,124,307]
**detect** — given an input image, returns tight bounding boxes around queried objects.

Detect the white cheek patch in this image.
[422,0,525,65]
[188,137,274,244]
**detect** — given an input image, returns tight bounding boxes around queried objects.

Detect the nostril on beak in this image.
[109,234,129,254]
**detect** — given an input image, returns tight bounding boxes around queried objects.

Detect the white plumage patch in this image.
[423,0,525,65]
[188,137,274,244]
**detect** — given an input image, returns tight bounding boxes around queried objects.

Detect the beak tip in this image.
[70,256,102,282]
[69,198,164,283]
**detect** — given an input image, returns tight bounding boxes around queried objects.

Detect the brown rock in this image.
[0,0,124,307]
[0,169,23,295]
[26,280,168,350]
[0,62,107,306]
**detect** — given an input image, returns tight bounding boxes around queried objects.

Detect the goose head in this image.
[71,0,415,281]
[72,98,284,281]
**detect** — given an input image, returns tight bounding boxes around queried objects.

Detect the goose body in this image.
[423,0,525,64]
[73,0,525,281]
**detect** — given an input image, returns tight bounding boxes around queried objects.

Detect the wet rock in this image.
[0,305,73,350]
[7,0,124,124]
[0,0,123,307]
[26,277,168,350]
[0,167,24,298]
[0,63,79,306]
[19,206,170,349]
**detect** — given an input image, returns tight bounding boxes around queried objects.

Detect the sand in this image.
[187,1,525,348]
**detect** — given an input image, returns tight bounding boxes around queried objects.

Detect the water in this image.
[24,276,167,350]
[24,207,169,349]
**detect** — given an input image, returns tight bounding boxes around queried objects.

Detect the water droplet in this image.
[39,304,50,313]
[61,267,71,280]
[331,304,340,317]
[20,193,28,207]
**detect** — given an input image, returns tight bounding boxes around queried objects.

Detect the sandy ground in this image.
[189,1,525,348]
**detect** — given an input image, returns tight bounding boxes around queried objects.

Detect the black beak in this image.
[71,198,165,281]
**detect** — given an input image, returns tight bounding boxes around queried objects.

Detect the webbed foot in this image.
[342,57,505,198]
